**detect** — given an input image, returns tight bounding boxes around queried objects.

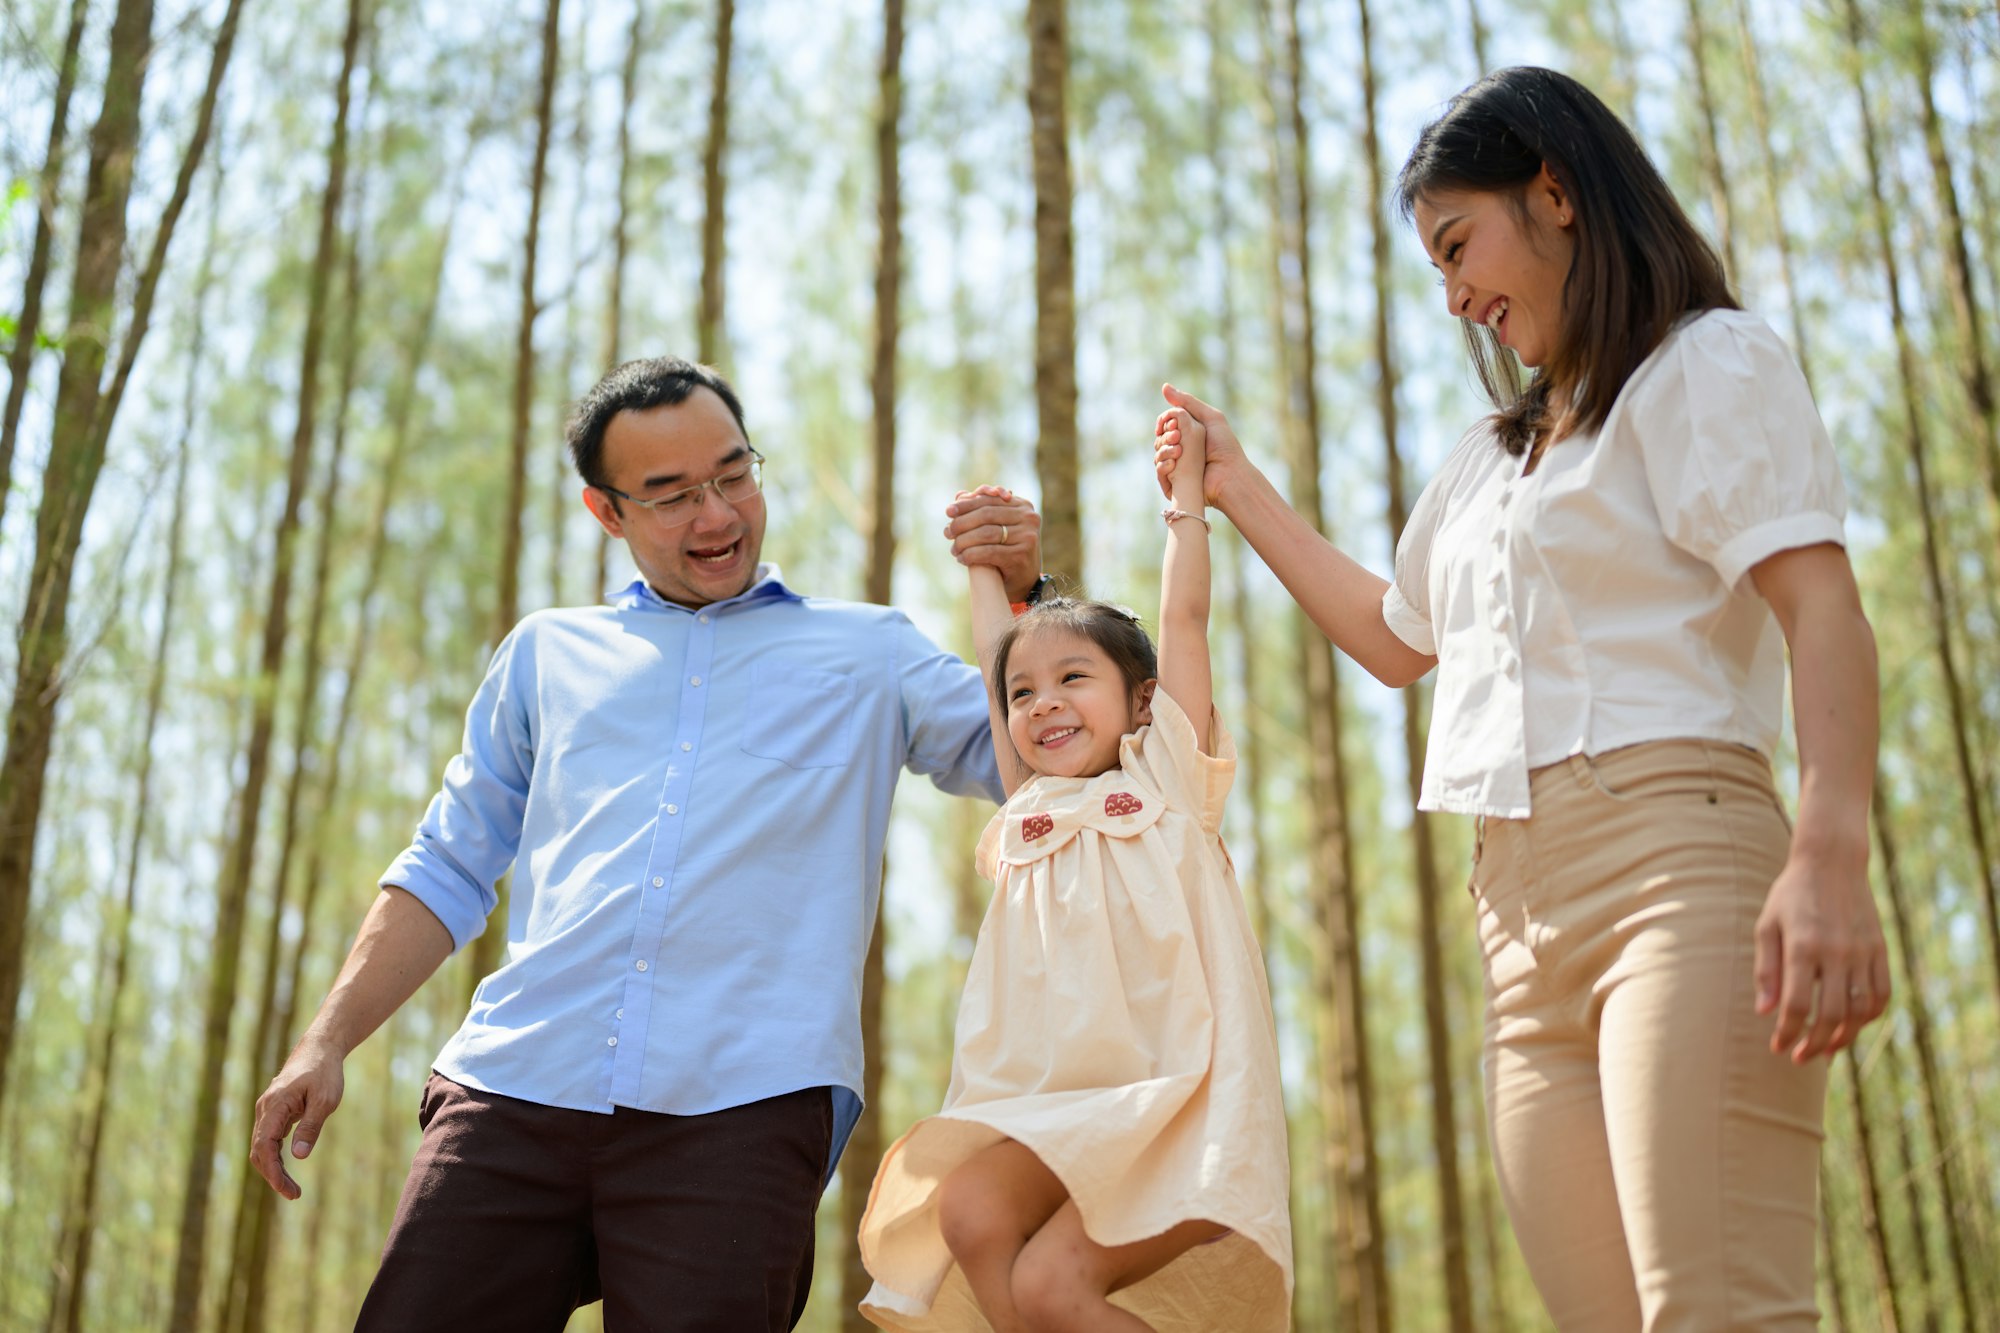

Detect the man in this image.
[250,357,1046,1329]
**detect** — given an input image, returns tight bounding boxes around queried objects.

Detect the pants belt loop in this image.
[1567,751,1593,788]
[1474,814,1487,860]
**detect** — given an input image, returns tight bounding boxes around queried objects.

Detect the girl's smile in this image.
[1004,629,1154,779]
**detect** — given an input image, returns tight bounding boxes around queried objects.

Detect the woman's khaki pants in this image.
[1472,740,1827,1331]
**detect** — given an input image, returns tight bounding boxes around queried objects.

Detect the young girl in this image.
[1154,66,1886,1331]
[857,415,1292,1332]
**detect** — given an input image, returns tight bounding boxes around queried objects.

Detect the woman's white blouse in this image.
[1382,309,1847,818]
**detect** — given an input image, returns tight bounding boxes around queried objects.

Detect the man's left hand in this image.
[944,486,1042,603]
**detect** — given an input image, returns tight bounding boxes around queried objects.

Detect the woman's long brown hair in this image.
[1395,67,1738,456]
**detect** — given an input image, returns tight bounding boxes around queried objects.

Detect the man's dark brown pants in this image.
[353,1074,833,1332]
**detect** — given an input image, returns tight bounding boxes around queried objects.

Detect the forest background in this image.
[1,0,1997,1329]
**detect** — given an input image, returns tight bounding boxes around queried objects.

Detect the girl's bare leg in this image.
[936,1139,1070,1333]
[1011,1204,1226,1333]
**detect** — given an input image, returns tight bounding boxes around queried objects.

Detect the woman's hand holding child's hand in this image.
[1154,384,1239,506]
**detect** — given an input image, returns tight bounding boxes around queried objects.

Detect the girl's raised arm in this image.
[965,545,1028,801]
[1155,398,1214,754]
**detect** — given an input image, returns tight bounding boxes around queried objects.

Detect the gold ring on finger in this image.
[1000,525,1008,544]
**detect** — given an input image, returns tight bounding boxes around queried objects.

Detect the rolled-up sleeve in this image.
[380,629,536,950]
[894,612,1005,803]
[1637,316,1848,591]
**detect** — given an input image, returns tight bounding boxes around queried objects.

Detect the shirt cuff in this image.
[380,849,491,953]
[1710,511,1846,591]
[1381,583,1436,655]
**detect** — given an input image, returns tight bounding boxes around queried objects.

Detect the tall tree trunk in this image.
[1270,0,1385,1323]
[1203,0,1272,959]
[1026,0,1080,587]
[1820,1162,1853,1333]
[166,5,365,1326]
[1872,780,1980,1328]
[1877,1034,1939,1328]
[1681,0,1739,288]
[1904,0,2000,564]
[697,0,733,366]
[1729,0,1812,384]
[1843,1048,1907,1333]
[550,20,591,610]
[0,0,91,535]
[220,95,375,1333]
[596,0,645,600]
[0,0,241,1112]
[0,0,155,1113]
[1841,0,2000,1013]
[1255,0,1345,1322]
[1465,0,1489,71]
[43,134,221,1333]
[493,0,562,650]
[839,3,904,1325]
[1354,0,1470,1325]
[471,0,563,997]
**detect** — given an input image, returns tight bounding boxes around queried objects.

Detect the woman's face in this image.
[1413,166,1576,370]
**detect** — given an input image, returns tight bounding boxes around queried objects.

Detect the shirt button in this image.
[635,960,649,972]
[607,1036,618,1047]
[1501,655,1519,680]
[666,804,679,815]
[698,614,709,624]
[680,742,692,752]
[615,1008,625,1019]
[691,675,703,686]
[652,876,663,888]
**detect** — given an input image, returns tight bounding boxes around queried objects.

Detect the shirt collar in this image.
[610,563,803,614]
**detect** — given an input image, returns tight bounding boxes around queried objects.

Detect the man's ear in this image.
[1132,678,1158,726]
[582,486,625,539]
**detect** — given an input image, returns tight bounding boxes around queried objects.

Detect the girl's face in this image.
[1003,628,1155,780]
[1413,167,1576,370]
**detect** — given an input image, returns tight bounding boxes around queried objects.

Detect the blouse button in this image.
[1500,654,1520,680]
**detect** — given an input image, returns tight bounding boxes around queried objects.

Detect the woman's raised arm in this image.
[1155,385,1436,689]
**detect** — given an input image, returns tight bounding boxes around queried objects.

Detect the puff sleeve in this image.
[1631,313,1848,590]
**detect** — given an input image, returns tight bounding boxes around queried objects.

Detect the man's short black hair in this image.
[566,357,750,493]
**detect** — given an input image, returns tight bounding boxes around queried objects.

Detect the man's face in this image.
[584,388,767,609]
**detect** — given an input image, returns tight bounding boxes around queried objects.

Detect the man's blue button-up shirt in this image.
[383,565,1003,1177]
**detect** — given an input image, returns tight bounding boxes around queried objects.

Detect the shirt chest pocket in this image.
[740,658,858,769]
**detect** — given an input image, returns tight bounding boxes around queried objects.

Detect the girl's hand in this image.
[1157,406,1207,482]
[1154,384,1243,507]
[1754,847,1891,1062]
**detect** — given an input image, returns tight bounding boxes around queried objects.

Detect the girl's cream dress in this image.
[859,688,1292,1332]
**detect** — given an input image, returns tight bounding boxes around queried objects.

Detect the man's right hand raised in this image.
[251,1034,345,1200]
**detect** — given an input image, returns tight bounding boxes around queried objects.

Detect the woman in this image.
[1153,66,1888,1331]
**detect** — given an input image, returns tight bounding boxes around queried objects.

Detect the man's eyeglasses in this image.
[599,450,765,528]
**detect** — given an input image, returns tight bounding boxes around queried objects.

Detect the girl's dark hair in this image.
[1395,66,1737,456]
[989,596,1158,739]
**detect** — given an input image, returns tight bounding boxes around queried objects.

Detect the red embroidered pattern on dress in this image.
[1104,793,1143,817]
[1021,813,1055,841]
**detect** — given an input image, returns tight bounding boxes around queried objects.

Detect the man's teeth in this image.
[692,543,736,562]
[1485,300,1508,330]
